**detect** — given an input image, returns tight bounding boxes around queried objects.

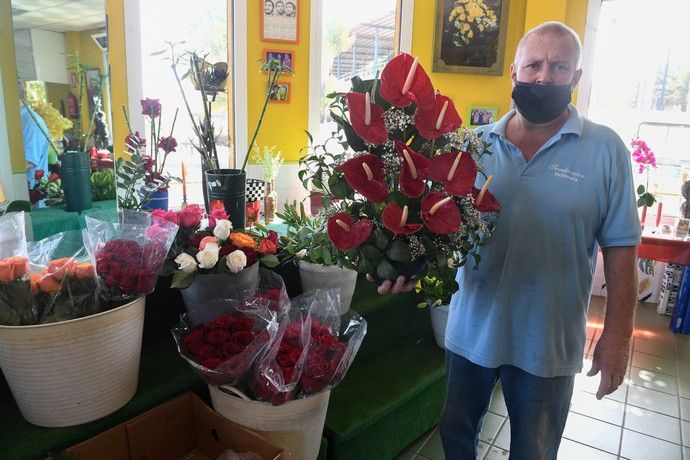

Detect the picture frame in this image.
[261,0,299,44]
[433,0,510,75]
[263,48,294,73]
[467,105,498,128]
[268,81,291,103]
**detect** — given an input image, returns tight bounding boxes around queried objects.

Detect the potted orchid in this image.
[304,53,500,286]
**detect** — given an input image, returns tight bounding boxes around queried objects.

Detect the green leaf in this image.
[171,270,195,289]
[417,302,428,309]
[374,229,389,250]
[260,254,280,268]
[386,240,411,263]
[361,245,383,262]
[376,260,398,280]
[637,184,646,195]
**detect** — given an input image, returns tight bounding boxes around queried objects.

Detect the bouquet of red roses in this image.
[83,209,179,306]
[302,53,500,284]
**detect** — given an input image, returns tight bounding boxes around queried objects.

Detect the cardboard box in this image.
[66,392,284,460]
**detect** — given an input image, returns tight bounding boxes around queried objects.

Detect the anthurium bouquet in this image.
[307,53,500,284]
[160,201,280,289]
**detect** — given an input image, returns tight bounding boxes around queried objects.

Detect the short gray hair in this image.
[514,21,582,68]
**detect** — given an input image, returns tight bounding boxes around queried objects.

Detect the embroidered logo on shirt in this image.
[548,163,584,182]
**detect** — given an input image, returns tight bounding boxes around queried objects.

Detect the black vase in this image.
[60,151,93,212]
[204,169,246,229]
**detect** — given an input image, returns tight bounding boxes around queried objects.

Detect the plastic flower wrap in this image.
[83,209,179,307]
[164,201,280,289]
[0,212,31,325]
[28,230,98,324]
[304,53,500,284]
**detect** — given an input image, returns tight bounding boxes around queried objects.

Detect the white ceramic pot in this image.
[430,304,450,349]
[210,385,331,460]
[0,296,146,427]
[297,260,358,314]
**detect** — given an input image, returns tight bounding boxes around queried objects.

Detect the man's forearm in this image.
[601,246,638,339]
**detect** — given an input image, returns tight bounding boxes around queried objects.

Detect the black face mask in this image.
[511,81,572,124]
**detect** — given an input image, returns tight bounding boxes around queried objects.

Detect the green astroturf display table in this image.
[30,199,116,241]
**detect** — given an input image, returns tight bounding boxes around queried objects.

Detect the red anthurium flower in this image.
[414,94,462,140]
[420,192,461,234]
[395,141,430,198]
[140,98,161,117]
[472,176,500,212]
[346,92,388,145]
[429,151,477,196]
[382,202,422,236]
[339,154,389,203]
[380,53,435,109]
[327,212,373,251]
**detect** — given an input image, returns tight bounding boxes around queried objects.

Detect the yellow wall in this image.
[106,0,129,158]
[246,0,311,163]
[411,0,588,124]
[0,0,24,173]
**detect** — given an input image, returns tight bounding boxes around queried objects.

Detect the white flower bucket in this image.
[209,385,330,460]
[430,304,450,349]
[298,261,357,315]
[0,296,146,427]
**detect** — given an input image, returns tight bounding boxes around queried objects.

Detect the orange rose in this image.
[9,256,30,278]
[39,273,62,293]
[48,258,75,280]
[0,259,14,283]
[30,273,42,295]
[72,262,94,279]
[199,236,219,250]
[228,233,257,250]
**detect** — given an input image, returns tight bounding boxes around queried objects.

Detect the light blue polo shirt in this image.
[21,106,50,188]
[445,105,641,378]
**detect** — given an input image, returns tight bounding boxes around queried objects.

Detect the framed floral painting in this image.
[433,0,510,75]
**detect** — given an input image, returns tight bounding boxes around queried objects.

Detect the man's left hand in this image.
[586,333,630,400]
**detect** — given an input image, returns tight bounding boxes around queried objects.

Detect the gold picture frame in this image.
[433,0,510,75]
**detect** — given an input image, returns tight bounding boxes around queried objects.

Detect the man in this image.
[18,83,50,189]
[264,0,274,16]
[381,22,641,459]
[275,0,285,16]
[285,1,296,17]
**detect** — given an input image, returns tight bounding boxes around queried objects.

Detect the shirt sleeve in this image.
[596,134,642,248]
[21,108,49,167]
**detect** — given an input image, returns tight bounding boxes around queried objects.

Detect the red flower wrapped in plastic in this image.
[429,150,477,196]
[380,53,435,109]
[327,213,373,251]
[414,94,462,140]
[395,141,430,198]
[339,154,389,203]
[346,92,388,145]
[421,192,461,235]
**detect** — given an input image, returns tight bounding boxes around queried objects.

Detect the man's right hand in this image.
[366,275,416,295]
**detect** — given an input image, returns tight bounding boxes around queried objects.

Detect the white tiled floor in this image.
[398,296,690,459]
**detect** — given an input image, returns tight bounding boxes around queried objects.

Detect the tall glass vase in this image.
[264,180,277,224]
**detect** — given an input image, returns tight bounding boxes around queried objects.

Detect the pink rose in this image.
[178,204,203,229]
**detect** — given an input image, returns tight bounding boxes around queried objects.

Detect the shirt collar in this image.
[488,104,583,139]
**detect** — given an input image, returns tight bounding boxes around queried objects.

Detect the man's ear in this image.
[572,68,583,88]
[509,62,517,86]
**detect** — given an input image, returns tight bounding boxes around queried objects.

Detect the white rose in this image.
[175,253,198,273]
[226,249,247,273]
[196,243,220,269]
[295,249,307,259]
[213,219,233,240]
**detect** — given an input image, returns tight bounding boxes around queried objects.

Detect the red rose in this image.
[301,375,327,394]
[283,323,303,347]
[49,172,60,182]
[277,342,301,367]
[220,341,242,358]
[205,328,230,347]
[261,288,282,302]
[136,269,157,294]
[219,243,239,257]
[200,357,223,370]
[235,316,254,332]
[258,238,278,255]
[140,98,161,117]
[280,366,294,382]
[29,189,44,204]
[250,366,295,405]
[223,353,251,381]
[178,204,203,229]
[118,268,135,292]
[210,315,236,330]
[230,330,255,350]
[195,344,218,362]
[152,209,181,225]
[184,328,205,355]
[34,169,44,181]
